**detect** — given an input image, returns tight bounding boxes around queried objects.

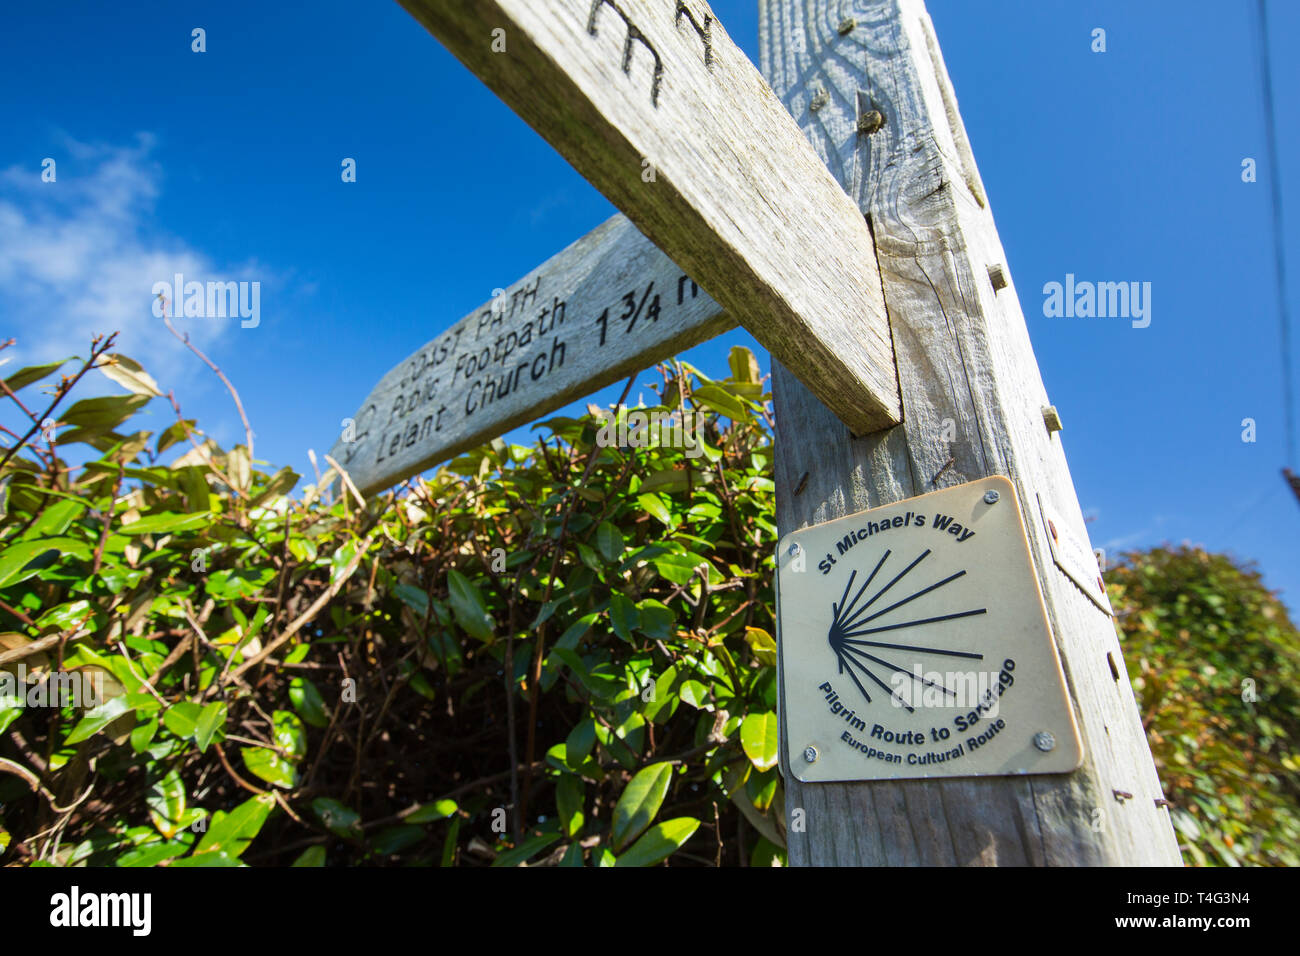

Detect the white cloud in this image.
[0,134,257,395]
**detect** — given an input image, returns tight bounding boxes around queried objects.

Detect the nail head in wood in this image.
[837,17,856,34]
[857,109,886,135]
[987,263,1007,291]
[930,455,955,485]
[1043,405,1064,434]
[809,86,829,113]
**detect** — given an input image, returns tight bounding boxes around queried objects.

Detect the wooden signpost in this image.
[760,0,1178,865]
[328,215,730,495]
[342,0,1182,865]
[396,0,902,427]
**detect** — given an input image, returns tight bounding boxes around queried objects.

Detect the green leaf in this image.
[608,592,638,643]
[64,696,133,744]
[728,346,761,384]
[169,851,243,867]
[446,568,495,642]
[491,826,562,867]
[292,845,327,867]
[407,799,459,823]
[177,466,210,512]
[692,384,749,421]
[250,466,300,507]
[162,701,202,738]
[678,679,709,709]
[287,535,318,563]
[146,769,187,835]
[614,817,700,867]
[272,710,306,760]
[746,768,778,814]
[61,394,151,429]
[115,841,189,867]
[642,666,679,723]
[370,825,424,856]
[744,626,777,666]
[205,567,274,601]
[595,521,624,562]
[637,493,673,527]
[96,354,163,397]
[156,419,196,454]
[194,701,226,753]
[312,797,362,839]
[118,511,210,535]
[652,551,723,587]
[195,793,274,859]
[750,837,785,867]
[559,843,584,867]
[565,718,597,765]
[575,542,603,573]
[289,676,330,728]
[557,774,584,838]
[740,711,779,772]
[130,717,158,754]
[241,746,298,789]
[635,599,674,640]
[638,469,689,495]
[4,357,72,392]
[329,538,362,587]
[543,614,596,680]
[611,762,673,851]
[0,537,93,589]
[441,817,462,867]
[0,699,23,735]
[22,498,86,538]
[226,445,251,493]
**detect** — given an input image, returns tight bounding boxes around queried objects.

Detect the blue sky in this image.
[2,1,1297,611]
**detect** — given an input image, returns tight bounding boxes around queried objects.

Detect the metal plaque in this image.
[775,476,1083,783]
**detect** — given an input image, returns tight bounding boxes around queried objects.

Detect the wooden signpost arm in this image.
[762,0,1182,865]
[398,0,900,435]
[328,214,730,496]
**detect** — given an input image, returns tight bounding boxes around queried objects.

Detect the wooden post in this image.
[762,0,1182,865]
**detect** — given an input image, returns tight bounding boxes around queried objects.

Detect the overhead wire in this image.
[1254,1,1298,495]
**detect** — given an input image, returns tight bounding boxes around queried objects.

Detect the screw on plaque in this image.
[803,746,819,763]
[983,489,1000,504]
[1033,731,1055,752]
[788,542,802,557]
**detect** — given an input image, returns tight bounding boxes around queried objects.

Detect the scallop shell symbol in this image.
[826,547,988,710]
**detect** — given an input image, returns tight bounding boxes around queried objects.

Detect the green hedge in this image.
[1109,545,1300,866]
[1,338,1296,866]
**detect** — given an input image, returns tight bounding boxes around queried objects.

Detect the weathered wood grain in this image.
[328,214,729,496]
[763,0,1182,865]
[397,0,901,436]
